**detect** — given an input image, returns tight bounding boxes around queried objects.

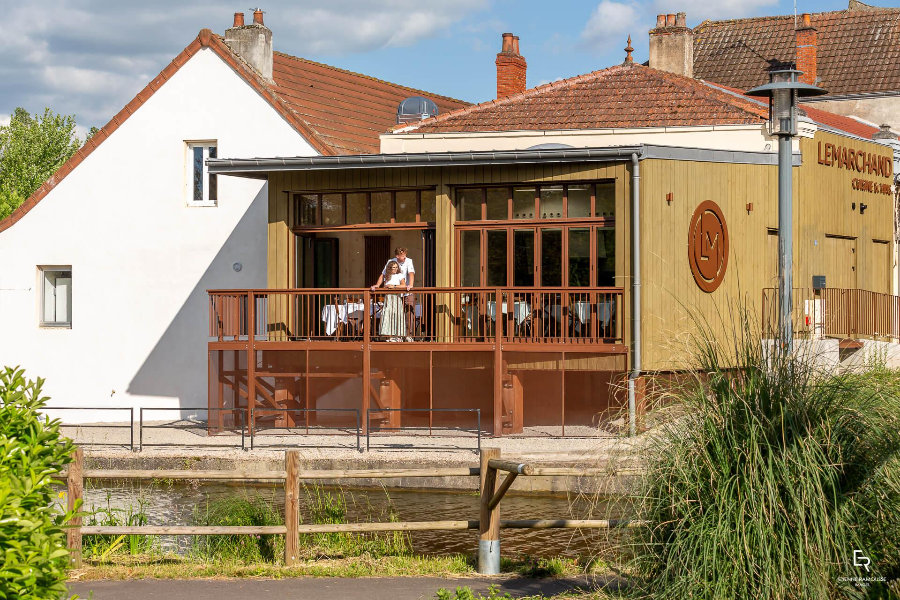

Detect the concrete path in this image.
[68,576,609,599]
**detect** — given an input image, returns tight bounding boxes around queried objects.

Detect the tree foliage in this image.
[0,108,82,221]
[0,366,78,599]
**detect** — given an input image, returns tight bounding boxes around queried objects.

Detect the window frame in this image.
[38,266,72,328]
[185,141,218,207]
[453,181,617,225]
[290,188,436,231]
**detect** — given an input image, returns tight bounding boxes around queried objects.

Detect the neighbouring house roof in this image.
[396,63,771,133]
[701,80,883,139]
[0,29,468,234]
[271,53,467,155]
[693,6,900,97]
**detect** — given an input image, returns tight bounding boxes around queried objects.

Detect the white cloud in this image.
[580,1,642,53]
[0,0,489,128]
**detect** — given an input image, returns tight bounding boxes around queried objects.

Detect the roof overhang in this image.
[208,145,802,179]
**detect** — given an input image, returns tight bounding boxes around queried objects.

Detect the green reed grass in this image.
[191,490,285,563]
[82,493,155,560]
[631,308,900,599]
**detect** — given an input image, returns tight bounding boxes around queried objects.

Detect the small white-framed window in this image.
[186,142,217,206]
[39,267,72,328]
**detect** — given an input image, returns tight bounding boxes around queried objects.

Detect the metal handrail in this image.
[139,408,245,451]
[366,408,481,453]
[249,408,361,452]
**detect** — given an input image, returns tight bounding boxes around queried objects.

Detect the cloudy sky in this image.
[0,0,887,136]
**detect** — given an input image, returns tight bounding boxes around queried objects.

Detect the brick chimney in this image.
[496,33,527,98]
[796,13,817,85]
[648,12,693,77]
[224,8,273,83]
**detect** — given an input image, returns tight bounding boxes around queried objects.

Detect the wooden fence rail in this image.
[63,447,644,572]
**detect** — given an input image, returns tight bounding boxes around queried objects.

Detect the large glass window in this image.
[513,187,536,219]
[458,188,483,221]
[486,230,508,286]
[371,192,392,223]
[597,228,616,286]
[395,191,417,222]
[486,187,508,220]
[539,186,563,219]
[567,184,591,218]
[421,189,436,222]
[541,229,563,286]
[595,182,616,218]
[513,229,535,287]
[568,228,591,286]
[40,267,72,327]
[346,193,367,224]
[460,230,481,287]
[321,193,343,226]
[298,194,318,226]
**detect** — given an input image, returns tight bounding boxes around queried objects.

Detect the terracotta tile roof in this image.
[399,64,769,134]
[272,53,468,155]
[0,29,468,233]
[701,80,883,139]
[693,7,900,96]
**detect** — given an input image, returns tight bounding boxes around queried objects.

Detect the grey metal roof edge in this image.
[802,90,900,103]
[640,145,800,166]
[207,146,645,174]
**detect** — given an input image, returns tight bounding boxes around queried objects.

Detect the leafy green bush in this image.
[0,366,77,599]
[632,315,900,599]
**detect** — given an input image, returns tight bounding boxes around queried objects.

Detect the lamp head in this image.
[746,69,826,136]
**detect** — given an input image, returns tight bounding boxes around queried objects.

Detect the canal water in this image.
[73,480,630,559]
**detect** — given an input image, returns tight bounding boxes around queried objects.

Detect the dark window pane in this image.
[207,146,217,201]
[567,184,591,218]
[371,192,391,223]
[193,146,203,201]
[486,230,507,286]
[569,228,590,286]
[513,230,534,286]
[540,185,563,219]
[513,187,536,219]
[347,193,367,224]
[395,190,417,222]
[420,189,436,222]
[541,229,563,286]
[322,193,343,226]
[298,194,318,226]
[460,230,481,287]
[595,182,616,218]
[597,228,616,286]
[486,187,508,220]
[458,188,482,221]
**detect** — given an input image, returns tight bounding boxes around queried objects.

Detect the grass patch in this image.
[192,490,285,562]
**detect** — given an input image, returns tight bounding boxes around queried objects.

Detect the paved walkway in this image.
[68,576,611,599]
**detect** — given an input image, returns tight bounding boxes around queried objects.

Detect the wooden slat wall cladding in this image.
[639,130,894,371]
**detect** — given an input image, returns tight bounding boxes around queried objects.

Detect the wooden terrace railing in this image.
[762,287,900,341]
[62,447,643,572]
[209,287,624,346]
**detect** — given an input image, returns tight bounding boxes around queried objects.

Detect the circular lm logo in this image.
[688,200,729,293]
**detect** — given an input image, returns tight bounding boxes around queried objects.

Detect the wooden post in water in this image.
[284,450,300,566]
[478,446,501,574]
[66,447,83,568]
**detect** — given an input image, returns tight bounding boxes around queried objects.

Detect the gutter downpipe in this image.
[628,152,641,437]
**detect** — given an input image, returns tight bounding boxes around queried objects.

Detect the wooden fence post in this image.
[284,450,299,566]
[66,447,83,568]
[478,446,501,574]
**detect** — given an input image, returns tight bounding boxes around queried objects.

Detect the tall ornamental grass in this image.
[0,367,78,600]
[633,313,900,599]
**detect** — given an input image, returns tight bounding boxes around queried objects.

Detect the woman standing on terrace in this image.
[379,260,407,342]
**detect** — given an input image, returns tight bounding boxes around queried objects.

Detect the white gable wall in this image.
[0,47,316,424]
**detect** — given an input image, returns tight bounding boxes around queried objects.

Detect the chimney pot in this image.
[675,12,687,27]
[512,35,520,55]
[666,14,676,27]
[501,33,514,53]
[253,9,264,25]
[233,12,244,27]
[801,12,811,27]
[656,14,666,28]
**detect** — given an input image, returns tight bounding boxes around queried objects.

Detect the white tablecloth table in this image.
[321,302,366,336]
[486,301,531,325]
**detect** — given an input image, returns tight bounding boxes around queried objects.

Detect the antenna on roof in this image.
[794,0,798,28]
